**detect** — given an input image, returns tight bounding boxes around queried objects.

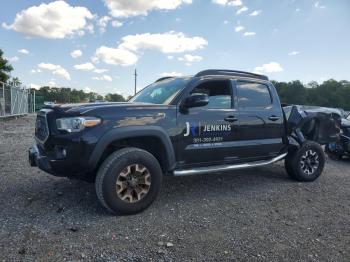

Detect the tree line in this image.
[272,80,350,111]
[34,80,350,110]
[0,48,349,109]
[35,86,126,103]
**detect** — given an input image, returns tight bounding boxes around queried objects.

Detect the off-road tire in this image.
[284,141,325,182]
[95,147,163,215]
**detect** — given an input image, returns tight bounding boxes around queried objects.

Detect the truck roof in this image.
[195,69,268,80]
[155,69,269,83]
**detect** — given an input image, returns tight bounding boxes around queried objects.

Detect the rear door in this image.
[233,80,285,160]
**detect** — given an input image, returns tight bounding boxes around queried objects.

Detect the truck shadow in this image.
[96,164,294,216]
[158,166,293,203]
[9,164,296,218]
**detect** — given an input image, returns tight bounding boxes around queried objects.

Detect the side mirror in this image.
[183,93,209,108]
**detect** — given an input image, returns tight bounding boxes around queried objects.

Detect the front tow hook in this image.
[28,146,39,167]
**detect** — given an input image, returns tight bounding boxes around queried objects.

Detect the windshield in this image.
[130,77,190,105]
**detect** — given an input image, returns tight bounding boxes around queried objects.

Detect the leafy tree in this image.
[273,79,350,111]
[105,93,126,102]
[273,80,307,105]
[33,86,124,104]
[35,86,92,103]
[8,77,22,87]
[96,94,104,101]
[0,49,13,83]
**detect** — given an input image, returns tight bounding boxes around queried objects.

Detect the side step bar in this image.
[173,153,287,176]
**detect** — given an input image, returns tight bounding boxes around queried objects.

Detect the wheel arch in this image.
[88,126,176,173]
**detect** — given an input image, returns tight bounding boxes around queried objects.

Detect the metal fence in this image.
[0,81,35,117]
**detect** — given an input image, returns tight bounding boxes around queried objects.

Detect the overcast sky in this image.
[1,0,349,96]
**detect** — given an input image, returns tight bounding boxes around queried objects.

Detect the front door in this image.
[176,79,240,168]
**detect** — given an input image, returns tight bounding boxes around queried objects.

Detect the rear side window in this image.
[237,81,272,108]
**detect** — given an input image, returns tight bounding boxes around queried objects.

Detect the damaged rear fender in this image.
[283,105,341,145]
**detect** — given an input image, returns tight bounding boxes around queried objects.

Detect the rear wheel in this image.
[285,141,325,182]
[95,147,163,215]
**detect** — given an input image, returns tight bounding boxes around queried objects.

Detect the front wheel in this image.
[285,141,325,182]
[95,147,163,215]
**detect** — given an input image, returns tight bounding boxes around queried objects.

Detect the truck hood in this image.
[43,102,172,114]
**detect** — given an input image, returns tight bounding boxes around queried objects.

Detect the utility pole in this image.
[33,89,36,113]
[134,68,137,95]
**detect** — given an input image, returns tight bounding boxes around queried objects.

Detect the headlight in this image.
[56,117,101,133]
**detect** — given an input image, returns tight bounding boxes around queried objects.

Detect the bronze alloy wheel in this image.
[96,148,163,215]
[300,149,320,175]
[116,164,151,203]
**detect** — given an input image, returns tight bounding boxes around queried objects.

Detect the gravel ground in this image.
[0,115,349,261]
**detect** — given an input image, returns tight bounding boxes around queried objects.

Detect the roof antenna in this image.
[134,68,137,95]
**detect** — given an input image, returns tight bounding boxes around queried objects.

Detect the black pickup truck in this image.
[29,70,340,215]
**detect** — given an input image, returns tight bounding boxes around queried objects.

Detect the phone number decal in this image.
[193,137,224,143]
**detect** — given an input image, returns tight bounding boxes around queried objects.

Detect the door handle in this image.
[224,116,238,122]
[268,115,280,121]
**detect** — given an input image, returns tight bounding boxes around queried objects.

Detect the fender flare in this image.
[88,126,176,171]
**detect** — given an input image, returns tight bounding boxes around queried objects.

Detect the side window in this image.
[237,81,272,108]
[191,80,232,109]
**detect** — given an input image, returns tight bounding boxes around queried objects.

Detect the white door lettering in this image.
[184,122,190,137]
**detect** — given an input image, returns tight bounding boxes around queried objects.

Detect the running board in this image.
[173,153,287,176]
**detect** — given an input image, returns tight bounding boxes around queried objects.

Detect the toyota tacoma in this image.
[29,70,340,215]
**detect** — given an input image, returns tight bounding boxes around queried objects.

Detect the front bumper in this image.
[28,144,87,177]
[28,146,38,167]
[28,145,59,175]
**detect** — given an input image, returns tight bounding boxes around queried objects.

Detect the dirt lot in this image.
[0,115,349,261]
